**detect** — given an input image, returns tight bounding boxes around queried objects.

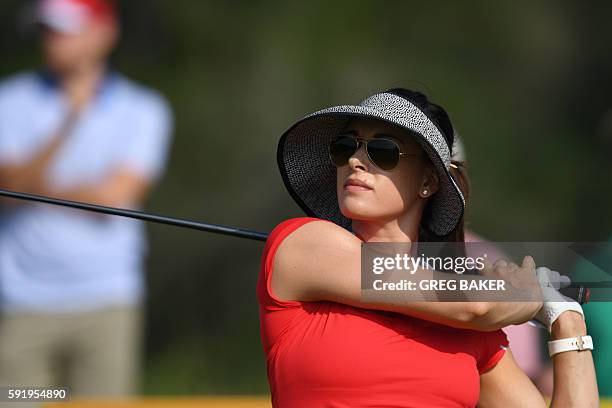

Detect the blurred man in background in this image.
[0,0,172,397]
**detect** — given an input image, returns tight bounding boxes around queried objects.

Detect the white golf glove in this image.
[533,266,584,332]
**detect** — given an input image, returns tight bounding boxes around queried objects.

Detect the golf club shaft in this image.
[0,188,269,241]
[0,188,594,304]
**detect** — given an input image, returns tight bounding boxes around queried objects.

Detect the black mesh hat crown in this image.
[277,92,465,238]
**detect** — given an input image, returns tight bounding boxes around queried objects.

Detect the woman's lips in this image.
[344,178,373,192]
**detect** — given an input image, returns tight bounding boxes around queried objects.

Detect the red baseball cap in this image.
[38,0,117,34]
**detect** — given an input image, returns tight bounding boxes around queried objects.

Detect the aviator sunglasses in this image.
[329,133,422,170]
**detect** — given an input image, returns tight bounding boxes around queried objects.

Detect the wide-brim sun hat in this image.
[277,91,465,238]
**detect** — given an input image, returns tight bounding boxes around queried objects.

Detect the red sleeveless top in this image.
[257,218,509,407]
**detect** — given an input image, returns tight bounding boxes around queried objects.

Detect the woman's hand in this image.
[471,256,543,329]
[533,266,584,332]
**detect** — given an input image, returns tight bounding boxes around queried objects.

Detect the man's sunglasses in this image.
[329,133,422,171]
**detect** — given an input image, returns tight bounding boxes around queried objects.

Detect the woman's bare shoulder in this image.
[271,219,362,302]
[277,219,360,254]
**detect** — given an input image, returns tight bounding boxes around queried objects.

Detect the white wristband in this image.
[548,335,593,357]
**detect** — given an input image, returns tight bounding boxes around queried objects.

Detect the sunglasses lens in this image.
[329,135,358,167]
[367,138,400,170]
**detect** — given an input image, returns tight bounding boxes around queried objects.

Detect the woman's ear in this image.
[419,165,439,198]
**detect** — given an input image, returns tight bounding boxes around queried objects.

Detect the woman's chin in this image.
[340,197,404,222]
[339,201,378,221]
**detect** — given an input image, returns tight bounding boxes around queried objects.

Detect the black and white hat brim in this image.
[277,92,465,238]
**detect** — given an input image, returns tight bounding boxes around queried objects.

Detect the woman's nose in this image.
[348,143,368,171]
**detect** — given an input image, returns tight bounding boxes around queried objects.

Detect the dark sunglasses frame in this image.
[328,133,422,170]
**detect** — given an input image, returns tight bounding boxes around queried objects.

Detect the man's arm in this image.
[0,112,78,196]
[40,167,153,208]
[272,220,542,331]
[0,110,158,209]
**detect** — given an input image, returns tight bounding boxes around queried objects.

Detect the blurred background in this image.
[0,0,610,397]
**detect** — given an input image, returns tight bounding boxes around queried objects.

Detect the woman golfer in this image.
[257,89,598,407]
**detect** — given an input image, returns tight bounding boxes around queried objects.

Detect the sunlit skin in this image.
[336,117,440,243]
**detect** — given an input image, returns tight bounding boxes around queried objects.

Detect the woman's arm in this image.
[478,349,546,408]
[272,220,542,331]
[548,312,598,407]
[479,311,598,407]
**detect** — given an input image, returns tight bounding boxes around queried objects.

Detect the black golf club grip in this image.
[560,286,590,304]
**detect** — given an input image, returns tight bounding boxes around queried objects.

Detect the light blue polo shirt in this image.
[0,71,173,313]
